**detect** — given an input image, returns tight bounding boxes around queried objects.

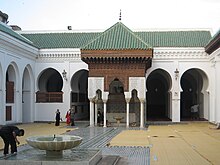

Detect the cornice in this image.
[153,47,208,60]
[37,48,81,61]
[209,48,220,67]
[210,48,220,57]
[0,31,38,60]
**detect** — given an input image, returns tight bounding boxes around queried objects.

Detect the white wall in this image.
[34,49,88,121]
[147,47,212,122]
[0,31,38,125]
[1,32,219,123]
[211,48,220,123]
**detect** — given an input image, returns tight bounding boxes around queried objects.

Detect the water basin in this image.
[26,135,82,157]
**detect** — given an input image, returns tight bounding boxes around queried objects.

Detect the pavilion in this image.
[0,11,220,127]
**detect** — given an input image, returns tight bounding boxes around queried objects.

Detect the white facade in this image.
[0,28,38,125]
[149,47,211,122]
[1,22,220,126]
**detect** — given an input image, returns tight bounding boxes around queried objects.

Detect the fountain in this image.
[0,134,102,165]
[114,116,124,126]
[26,134,82,157]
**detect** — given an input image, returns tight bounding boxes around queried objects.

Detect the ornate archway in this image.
[36,68,63,102]
[180,68,209,121]
[146,69,172,121]
[70,69,89,120]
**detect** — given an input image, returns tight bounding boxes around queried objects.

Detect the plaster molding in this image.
[210,57,216,67]
[125,98,130,103]
[129,77,146,98]
[139,99,145,103]
[0,32,38,60]
[37,48,81,61]
[88,77,104,98]
[207,48,220,68]
[212,48,220,60]
[153,47,209,60]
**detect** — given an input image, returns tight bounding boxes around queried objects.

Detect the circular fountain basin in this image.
[26,135,82,157]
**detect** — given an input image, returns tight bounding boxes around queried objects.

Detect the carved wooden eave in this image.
[81,49,153,91]
[81,49,153,58]
[81,49,153,73]
[82,56,151,64]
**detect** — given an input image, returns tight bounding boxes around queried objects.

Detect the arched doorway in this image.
[130,89,140,125]
[6,64,18,122]
[22,66,33,123]
[180,69,208,121]
[0,64,3,124]
[96,89,103,126]
[146,69,172,121]
[96,89,103,114]
[70,69,89,120]
[107,78,126,123]
[36,68,63,102]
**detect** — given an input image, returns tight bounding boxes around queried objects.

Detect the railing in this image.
[36,91,63,103]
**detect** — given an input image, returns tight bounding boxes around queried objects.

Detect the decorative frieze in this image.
[37,49,81,61]
[153,48,209,59]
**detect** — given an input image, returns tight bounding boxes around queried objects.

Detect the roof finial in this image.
[119,9,122,21]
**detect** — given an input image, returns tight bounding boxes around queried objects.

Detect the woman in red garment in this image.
[65,109,71,126]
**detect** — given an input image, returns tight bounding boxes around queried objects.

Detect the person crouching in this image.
[0,125,24,157]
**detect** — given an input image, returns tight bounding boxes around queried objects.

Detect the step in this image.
[96,155,120,165]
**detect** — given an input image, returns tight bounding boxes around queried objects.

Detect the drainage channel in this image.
[68,127,122,148]
[68,127,150,165]
[102,146,150,165]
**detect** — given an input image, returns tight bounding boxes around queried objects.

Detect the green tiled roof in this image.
[0,23,36,47]
[81,22,151,50]
[136,31,211,47]
[20,22,212,49]
[22,32,99,49]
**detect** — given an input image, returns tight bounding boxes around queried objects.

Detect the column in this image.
[215,62,220,122]
[89,99,94,127]
[0,89,4,125]
[172,92,180,122]
[103,100,107,127]
[172,67,181,122]
[94,101,98,126]
[140,99,144,128]
[126,98,130,128]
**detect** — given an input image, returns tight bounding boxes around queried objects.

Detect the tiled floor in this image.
[0,122,220,165]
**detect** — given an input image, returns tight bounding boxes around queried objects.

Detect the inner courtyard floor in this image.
[0,121,220,165]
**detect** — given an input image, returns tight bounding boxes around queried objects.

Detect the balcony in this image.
[36,91,63,103]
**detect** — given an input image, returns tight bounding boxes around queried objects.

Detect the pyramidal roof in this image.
[81,22,152,50]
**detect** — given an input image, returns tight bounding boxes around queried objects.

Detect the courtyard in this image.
[0,122,220,164]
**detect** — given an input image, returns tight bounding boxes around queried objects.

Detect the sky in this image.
[0,0,220,35]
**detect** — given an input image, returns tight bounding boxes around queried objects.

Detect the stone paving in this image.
[1,122,220,165]
[0,122,150,164]
[67,126,150,165]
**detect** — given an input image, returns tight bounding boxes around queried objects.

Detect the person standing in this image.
[0,125,24,157]
[65,109,71,126]
[97,110,101,126]
[55,109,61,126]
[70,107,75,126]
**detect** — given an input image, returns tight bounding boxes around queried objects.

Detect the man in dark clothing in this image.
[0,125,24,157]
[97,111,101,126]
[55,109,61,126]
